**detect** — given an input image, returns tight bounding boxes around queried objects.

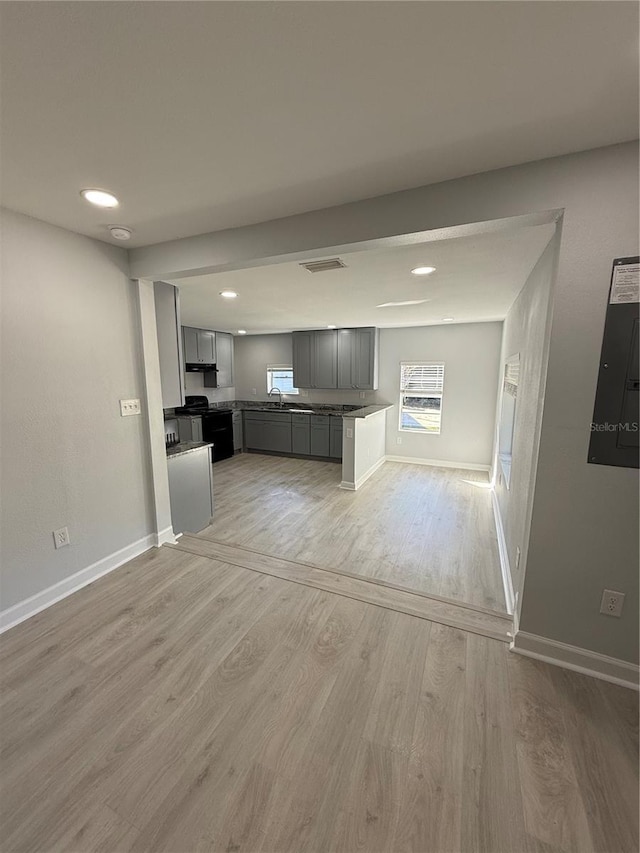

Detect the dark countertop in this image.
[166,441,213,459]
[240,403,392,419]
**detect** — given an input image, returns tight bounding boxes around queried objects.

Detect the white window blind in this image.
[400,363,445,393]
[399,362,445,434]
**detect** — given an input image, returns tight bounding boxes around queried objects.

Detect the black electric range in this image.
[175,396,234,462]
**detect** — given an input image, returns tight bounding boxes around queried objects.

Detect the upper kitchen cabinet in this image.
[154,281,184,409]
[337,327,379,390]
[182,326,216,366]
[293,327,378,390]
[292,329,338,389]
[204,331,233,388]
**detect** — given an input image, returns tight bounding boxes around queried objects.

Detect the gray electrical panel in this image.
[588,256,639,469]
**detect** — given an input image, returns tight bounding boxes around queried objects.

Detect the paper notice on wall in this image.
[610,262,640,304]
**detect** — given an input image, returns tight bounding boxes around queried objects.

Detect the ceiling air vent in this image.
[300,258,347,273]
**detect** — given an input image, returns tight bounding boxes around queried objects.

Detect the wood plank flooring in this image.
[203,454,505,612]
[1,543,637,852]
[170,534,513,642]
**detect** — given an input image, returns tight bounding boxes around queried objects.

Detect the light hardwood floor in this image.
[204,453,505,612]
[1,544,637,852]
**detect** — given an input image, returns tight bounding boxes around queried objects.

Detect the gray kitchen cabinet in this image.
[205,331,233,388]
[292,329,337,389]
[167,446,213,535]
[310,415,330,456]
[197,329,216,364]
[330,416,343,458]
[314,330,338,388]
[292,413,311,455]
[177,415,203,443]
[292,331,313,388]
[244,411,292,453]
[232,411,243,452]
[182,326,216,364]
[337,327,378,390]
[154,281,184,409]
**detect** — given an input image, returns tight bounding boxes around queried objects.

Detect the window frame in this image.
[398,361,445,435]
[266,364,299,396]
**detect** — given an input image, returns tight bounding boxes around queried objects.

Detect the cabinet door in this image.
[292,331,313,388]
[310,424,330,456]
[292,422,310,455]
[216,332,233,387]
[314,330,338,389]
[244,419,267,451]
[337,329,354,389]
[196,330,216,364]
[330,418,343,458]
[183,326,199,364]
[232,412,243,451]
[264,421,292,453]
[154,282,184,408]
[352,327,377,389]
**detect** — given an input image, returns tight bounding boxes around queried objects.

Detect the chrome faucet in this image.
[268,387,283,407]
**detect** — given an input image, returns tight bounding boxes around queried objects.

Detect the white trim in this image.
[385,455,491,472]
[0,533,156,634]
[340,455,386,491]
[511,630,639,691]
[490,489,515,614]
[154,525,177,547]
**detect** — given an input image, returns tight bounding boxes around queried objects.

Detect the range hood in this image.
[185,362,217,373]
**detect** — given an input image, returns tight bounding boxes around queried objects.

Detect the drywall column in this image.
[341,410,387,490]
[136,279,175,545]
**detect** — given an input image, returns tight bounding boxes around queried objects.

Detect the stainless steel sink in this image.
[287,408,314,413]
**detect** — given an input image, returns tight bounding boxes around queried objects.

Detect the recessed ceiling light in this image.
[219,290,238,299]
[442,317,454,322]
[108,226,132,241]
[376,299,428,308]
[327,325,337,329]
[237,329,247,335]
[411,266,436,276]
[80,189,119,208]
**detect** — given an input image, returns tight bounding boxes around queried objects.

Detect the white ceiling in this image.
[175,222,556,333]
[1,3,637,248]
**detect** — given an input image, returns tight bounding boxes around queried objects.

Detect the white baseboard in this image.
[385,455,491,472]
[340,455,386,491]
[490,490,515,614]
[155,525,177,547]
[0,532,157,634]
[511,630,639,691]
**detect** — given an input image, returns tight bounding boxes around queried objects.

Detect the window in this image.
[399,362,445,434]
[266,365,298,395]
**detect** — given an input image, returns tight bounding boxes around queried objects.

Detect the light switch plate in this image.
[120,398,141,417]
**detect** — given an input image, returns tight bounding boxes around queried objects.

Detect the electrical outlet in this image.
[53,526,70,549]
[300,389,308,397]
[120,398,141,417]
[360,391,366,399]
[396,436,402,445]
[252,388,257,395]
[346,427,353,439]
[600,589,625,618]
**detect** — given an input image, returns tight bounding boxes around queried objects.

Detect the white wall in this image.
[0,210,154,610]
[494,235,558,603]
[380,323,502,467]
[234,324,502,468]
[183,371,235,405]
[132,142,639,664]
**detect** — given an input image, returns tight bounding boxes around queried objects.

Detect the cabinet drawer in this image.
[244,410,291,424]
[311,414,330,426]
[291,413,311,425]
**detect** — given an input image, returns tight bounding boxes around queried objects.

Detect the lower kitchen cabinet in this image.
[330,416,343,458]
[176,415,203,444]
[232,411,243,452]
[310,415,330,456]
[167,446,213,535]
[292,413,311,454]
[243,410,342,460]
